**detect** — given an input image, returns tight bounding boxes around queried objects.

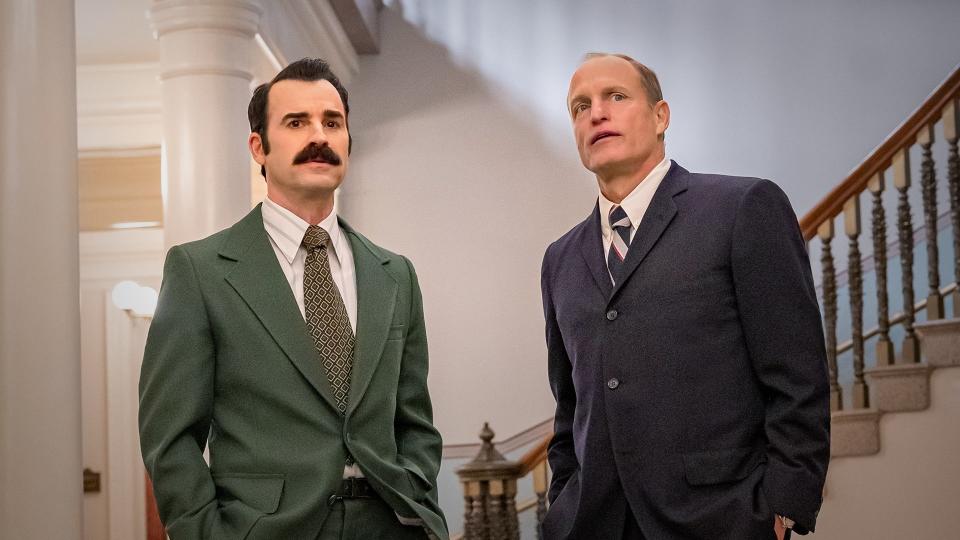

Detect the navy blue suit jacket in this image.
[540,162,830,539]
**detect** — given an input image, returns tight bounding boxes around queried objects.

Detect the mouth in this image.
[590,131,620,145]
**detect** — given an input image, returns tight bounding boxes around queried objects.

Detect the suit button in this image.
[606,309,618,321]
[607,378,620,389]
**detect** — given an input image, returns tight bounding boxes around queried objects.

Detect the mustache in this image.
[292,143,342,166]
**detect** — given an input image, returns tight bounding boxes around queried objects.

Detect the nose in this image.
[590,101,609,125]
[308,121,328,145]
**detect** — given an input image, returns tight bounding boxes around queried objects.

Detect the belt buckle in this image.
[344,477,358,498]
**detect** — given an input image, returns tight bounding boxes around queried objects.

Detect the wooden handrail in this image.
[800,65,960,241]
[518,433,551,475]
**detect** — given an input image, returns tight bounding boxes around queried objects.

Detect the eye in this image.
[573,102,589,115]
[612,93,626,102]
[288,119,302,128]
[325,120,340,128]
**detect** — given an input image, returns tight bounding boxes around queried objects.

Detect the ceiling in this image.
[75,0,158,65]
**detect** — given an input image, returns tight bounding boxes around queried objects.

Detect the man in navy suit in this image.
[540,53,830,539]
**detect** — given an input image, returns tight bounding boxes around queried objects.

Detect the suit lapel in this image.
[610,162,689,300]
[578,204,614,299]
[220,205,341,414]
[341,220,398,417]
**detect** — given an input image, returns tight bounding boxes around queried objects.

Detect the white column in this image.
[149,0,263,249]
[0,0,84,538]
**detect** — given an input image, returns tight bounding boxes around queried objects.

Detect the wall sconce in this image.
[111,280,158,317]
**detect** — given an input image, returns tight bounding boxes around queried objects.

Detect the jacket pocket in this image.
[682,446,765,486]
[212,473,285,540]
[402,461,433,494]
[213,473,285,514]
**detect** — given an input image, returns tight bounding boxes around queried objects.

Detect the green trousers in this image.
[318,497,429,540]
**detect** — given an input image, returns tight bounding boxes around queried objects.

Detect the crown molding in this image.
[257,0,359,84]
[76,63,162,150]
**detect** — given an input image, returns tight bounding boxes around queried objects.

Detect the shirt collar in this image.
[599,156,671,239]
[262,196,342,264]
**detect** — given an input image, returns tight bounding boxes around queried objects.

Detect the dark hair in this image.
[584,52,663,105]
[248,58,352,177]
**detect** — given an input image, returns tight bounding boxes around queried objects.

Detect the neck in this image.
[266,188,335,225]
[596,149,665,204]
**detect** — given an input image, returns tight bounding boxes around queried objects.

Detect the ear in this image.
[654,100,670,137]
[249,132,266,166]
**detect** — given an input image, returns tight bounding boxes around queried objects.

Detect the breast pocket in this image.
[387,324,405,341]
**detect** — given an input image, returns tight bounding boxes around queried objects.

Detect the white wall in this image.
[342,0,960,444]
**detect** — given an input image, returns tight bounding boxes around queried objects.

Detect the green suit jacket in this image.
[139,205,447,539]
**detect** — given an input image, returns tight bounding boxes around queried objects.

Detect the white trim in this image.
[79,230,165,282]
[79,146,161,159]
[76,63,162,150]
[79,229,163,540]
[149,0,263,38]
[105,301,151,540]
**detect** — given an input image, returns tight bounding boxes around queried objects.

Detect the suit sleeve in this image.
[541,247,579,504]
[139,245,219,539]
[730,180,831,534]
[394,257,444,514]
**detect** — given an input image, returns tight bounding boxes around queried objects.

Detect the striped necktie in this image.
[607,205,632,284]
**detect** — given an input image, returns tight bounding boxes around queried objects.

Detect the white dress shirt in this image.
[598,156,672,266]
[261,197,357,331]
[261,196,362,477]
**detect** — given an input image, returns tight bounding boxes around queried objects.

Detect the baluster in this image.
[845,195,868,407]
[894,149,921,363]
[504,481,520,540]
[533,460,549,540]
[819,219,841,410]
[475,488,489,540]
[869,173,895,366]
[945,99,960,315]
[488,480,505,540]
[463,483,480,539]
[919,123,944,318]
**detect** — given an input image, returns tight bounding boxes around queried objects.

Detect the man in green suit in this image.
[139,58,447,540]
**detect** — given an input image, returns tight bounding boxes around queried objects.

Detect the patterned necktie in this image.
[302,225,355,414]
[607,205,632,284]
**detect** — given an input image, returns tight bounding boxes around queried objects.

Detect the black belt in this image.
[327,477,378,506]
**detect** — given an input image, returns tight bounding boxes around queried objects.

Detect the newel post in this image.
[456,423,523,540]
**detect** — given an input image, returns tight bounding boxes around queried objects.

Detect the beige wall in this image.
[79,152,163,231]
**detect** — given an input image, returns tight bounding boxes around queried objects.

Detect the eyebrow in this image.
[280,112,309,123]
[279,110,345,123]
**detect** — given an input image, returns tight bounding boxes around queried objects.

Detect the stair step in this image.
[864,363,931,412]
[830,409,881,458]
[915,319,960,367]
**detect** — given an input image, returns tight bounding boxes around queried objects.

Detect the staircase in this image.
[830,319,960,459]
[815,319,960,539]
